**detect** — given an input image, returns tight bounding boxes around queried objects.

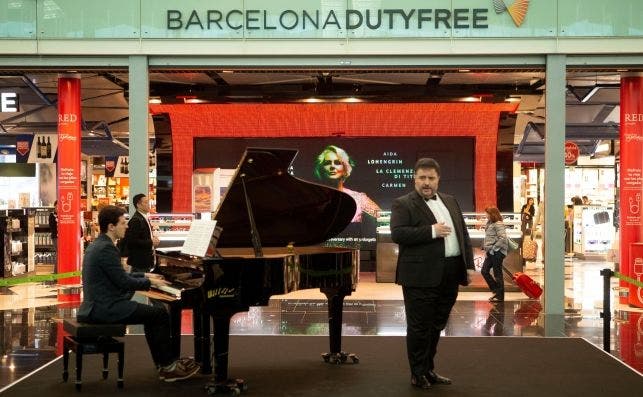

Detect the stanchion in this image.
[600,268,614,352]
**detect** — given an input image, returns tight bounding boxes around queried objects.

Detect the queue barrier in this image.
[600,269,643,353]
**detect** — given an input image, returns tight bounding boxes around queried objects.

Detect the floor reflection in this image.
[1,260,642,390]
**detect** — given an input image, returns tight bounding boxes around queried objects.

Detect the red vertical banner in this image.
[57,74,81,286]
[620,73,643,308]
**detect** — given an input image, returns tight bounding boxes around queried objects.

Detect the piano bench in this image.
[62,319,126,391]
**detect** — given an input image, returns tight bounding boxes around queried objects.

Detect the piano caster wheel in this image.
[321,352,359,365]
[205,379,246,396]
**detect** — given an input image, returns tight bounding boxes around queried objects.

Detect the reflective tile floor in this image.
[1,255,642,390]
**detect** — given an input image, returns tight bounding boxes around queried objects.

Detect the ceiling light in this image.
[148,98,162,104]
[221,70,234,74]
[302,98,322,103]
[581,86,600,103]
[617,69,629,72]
[458,69,470,73]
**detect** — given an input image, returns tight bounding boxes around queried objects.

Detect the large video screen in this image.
[194,137,475,249]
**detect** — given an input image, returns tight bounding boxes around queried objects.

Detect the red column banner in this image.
[620,73,643,308]
[57,74,81,287]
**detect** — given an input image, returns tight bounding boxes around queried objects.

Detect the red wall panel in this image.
[150,103,517,213]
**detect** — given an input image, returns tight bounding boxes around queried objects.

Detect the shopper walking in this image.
[481,207,508,302]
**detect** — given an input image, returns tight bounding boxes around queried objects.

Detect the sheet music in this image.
[181,220,218,257]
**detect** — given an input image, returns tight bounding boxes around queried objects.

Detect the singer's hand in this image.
[434,222,452,238]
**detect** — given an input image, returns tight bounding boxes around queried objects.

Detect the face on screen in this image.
[321,151,346,180]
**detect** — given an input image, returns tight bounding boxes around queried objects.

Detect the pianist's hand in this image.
[145,273,170,287]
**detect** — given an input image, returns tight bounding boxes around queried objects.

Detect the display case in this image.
[572,205,615,259]
[1,209,28,277]
[148,213,194,249]
[375,211,523,291]
[26,207,56,274]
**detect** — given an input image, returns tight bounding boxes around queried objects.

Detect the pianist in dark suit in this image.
[78,205,200,382]
[122,193,159,272]
[390,157,474,390]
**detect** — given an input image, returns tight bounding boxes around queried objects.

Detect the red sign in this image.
[105,160,116,173]
[16,140,29,156]
[57,74,81,286]
[564,141,579,165]
[620,73,643,308]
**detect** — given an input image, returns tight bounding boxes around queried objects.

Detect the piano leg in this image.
[320,287,359,364]
[193,306,213,374]
[167,302,182,362]
[205,313,247,395]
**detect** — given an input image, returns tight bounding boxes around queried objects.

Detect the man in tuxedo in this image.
[390,157,474,389]
[123,193,159,273]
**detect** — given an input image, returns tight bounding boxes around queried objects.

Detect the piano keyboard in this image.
[154,284,183,299]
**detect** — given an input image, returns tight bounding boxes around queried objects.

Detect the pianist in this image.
[78,205,201,382]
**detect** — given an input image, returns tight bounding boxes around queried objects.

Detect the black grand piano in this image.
[151,148,360,394]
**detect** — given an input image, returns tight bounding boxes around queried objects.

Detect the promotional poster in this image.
[194,137,475,249]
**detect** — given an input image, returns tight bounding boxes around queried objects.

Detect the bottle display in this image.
[46,136,51,158]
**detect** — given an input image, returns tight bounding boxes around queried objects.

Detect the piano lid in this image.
[213,147,357,248]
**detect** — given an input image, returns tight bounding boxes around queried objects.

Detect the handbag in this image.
[507,237,519,251]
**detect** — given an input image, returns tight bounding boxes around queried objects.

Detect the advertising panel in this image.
[193,137,475,249]
[57,74,81,285]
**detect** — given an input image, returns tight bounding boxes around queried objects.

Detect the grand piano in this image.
[151,148,360,394]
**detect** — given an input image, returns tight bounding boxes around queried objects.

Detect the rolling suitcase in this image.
[502,266,543,299]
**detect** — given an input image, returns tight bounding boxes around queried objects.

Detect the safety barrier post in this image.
[599,268,614,352]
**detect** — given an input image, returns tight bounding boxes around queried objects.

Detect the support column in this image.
[544,55,566,319]
[620,73,643,308]
[128,56,149,213]
[56,73,81,288]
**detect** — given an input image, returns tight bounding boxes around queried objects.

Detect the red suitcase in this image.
[503,266,543,299]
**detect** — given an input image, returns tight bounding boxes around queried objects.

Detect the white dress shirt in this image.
[426,195,461,258]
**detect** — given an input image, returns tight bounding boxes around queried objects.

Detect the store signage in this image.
[166,8,491,32]
[57,74,82,286]
[15,134,57,164]
[564,141,579,165]
[1,92,19,113]
[620,73,643,308]
[492,0,529,27]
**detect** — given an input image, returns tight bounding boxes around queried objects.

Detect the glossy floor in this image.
[0,255,642,390]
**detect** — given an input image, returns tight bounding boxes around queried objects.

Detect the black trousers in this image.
[481,251,506,298]
[120,302,175,367]
[402,257,459,377]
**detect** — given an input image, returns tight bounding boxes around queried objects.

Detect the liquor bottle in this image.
[124,158,128,174]
[119,158,124,174]
[46,136,51,158]
[39,136,47,158]
[36,136,42,158]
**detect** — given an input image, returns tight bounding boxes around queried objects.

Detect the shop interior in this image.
[2,66,642,381]
[0,67,623,277]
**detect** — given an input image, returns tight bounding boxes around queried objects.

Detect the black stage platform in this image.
[2,335,641,396]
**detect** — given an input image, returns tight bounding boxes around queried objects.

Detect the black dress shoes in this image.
[427,370,452,385]
[410,375,431,389]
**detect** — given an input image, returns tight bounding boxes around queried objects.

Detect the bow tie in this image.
[425,195,438,201]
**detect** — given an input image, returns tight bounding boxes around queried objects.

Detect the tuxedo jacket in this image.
[78,234,150,323]
[390,190,474,288]
[123,211,154,271]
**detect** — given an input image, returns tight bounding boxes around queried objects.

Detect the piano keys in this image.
[150,147,359,393]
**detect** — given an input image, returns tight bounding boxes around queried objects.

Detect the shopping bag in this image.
[522,236,538,261]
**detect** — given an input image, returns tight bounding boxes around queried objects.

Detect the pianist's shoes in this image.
[158,359,200,382]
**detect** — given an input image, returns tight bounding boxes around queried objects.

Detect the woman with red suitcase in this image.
[481,207,509,302]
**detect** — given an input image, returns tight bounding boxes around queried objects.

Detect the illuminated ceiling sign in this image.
[1,92,19,113]
[493,0,530,27]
